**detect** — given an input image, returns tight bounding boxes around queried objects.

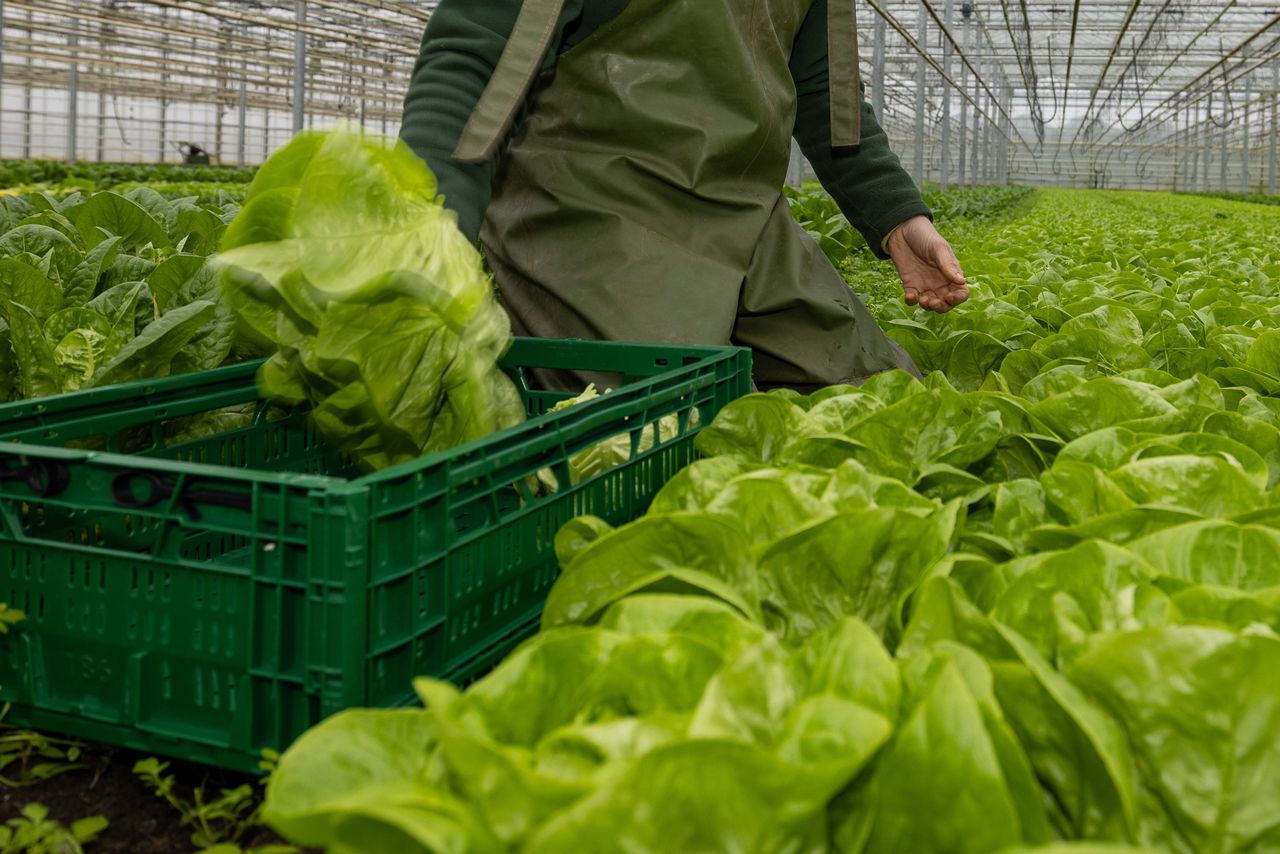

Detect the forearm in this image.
[399,2,521,241]
[796,93,932,260]
[400,0,594,243]
[789,0,930,260]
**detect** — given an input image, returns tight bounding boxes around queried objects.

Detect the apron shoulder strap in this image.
[828,0,864,148]
[454,0,568,164]
[456,0,861,159]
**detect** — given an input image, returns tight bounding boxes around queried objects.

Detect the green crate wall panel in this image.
[0,339,751,771]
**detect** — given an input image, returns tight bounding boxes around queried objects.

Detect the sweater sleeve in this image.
[399,0,585,242]
[789,0,931,259]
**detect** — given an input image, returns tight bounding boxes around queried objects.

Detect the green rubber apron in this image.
[458,0,917,390]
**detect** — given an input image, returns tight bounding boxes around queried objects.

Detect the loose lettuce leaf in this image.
[84,299,217,388]
[1126,520,1280,590]
[847,647,1039,854]
[3,300,63,397]
[542,513,759,629]
[263,709,500,854]
[901,580,1140,842]
[756,503,959,646]
[1069,628,1280,853]
[66,190,172,251]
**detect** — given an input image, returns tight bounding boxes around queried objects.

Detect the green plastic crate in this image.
[0,338,751,772]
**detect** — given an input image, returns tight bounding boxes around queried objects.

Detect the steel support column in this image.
[993,80,1003,184]
[96,90,107,162]
[358,46,368,128]
[1177,98,1187,192]
[1241,70,1252,193]
[1201,100,1211,191]
[21,10,32,159]
[0,0,6,138]
[237,53,248,168]
[262,28,273,158]
[292,0,307,134]
[971,60,982,183]
[381,69,390,135]
[1172,99,1181,192]
[940,0,955,191]
[1182,97,1192,190]
[872,16,886,122]
[1270,61,1278,196]
[913,3,927,187]
[957,17,969,187]
[158,6,169,161]
[1186,99,1195,191]
[1219,124,1229,192]
[983,80,993,182]
[67,29,79,163]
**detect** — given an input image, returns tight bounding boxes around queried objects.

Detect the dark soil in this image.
[1,745,297,853]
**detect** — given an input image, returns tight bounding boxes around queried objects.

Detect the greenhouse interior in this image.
[1,1,1279,852]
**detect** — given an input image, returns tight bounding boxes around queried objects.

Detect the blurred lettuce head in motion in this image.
[216,127,523,471]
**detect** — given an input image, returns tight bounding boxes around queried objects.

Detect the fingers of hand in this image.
[897,224,968,313]
[932,241,967,287]
[944,284,969,306]
[908,279,968,314]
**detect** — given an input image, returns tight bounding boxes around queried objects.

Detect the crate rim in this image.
[356,342,747,485]
[0,338,746,427]
[0,359,259,424]
[0,339,751,493]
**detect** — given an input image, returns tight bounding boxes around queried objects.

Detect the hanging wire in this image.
[1041,34,1061,125]
[1053,0,1083,178]
[997,0,1046,143]
[1017,0,1048,144]
[109,95,134,149]
[1118,39,1151,132]
[863,0,1037,154]
[1060,0,1082,116]
[1137,37,1280,152]
[1207,38,1237,128]
[1135,145,1158,180]
[101,0,136,151]
[1107,12,1279,150]
[1068,0,1146,154]
[1092,0,1178,139]
[1089,0,1234,144]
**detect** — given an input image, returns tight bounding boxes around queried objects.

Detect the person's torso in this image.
[484,0,816,274]
[543,0,812,196]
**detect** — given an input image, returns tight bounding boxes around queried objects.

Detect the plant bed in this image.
[1,726,302,853]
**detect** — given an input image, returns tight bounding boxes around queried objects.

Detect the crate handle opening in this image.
[111,469,254,521]
[0,457,72,499]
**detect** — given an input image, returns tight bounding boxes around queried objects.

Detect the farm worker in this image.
[400,0,968,390]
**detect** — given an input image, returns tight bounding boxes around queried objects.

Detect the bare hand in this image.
[885,216,969,314]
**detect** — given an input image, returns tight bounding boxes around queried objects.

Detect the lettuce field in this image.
[263,189,1280,853]
[0,186,242,403]
[3,176,1280,853]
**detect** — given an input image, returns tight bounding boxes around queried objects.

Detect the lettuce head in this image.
[216,129,523,470]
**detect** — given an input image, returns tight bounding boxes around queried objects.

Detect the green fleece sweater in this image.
[399,0,929,258]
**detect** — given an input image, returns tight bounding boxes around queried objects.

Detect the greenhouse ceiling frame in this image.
[0,0,1275,194]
